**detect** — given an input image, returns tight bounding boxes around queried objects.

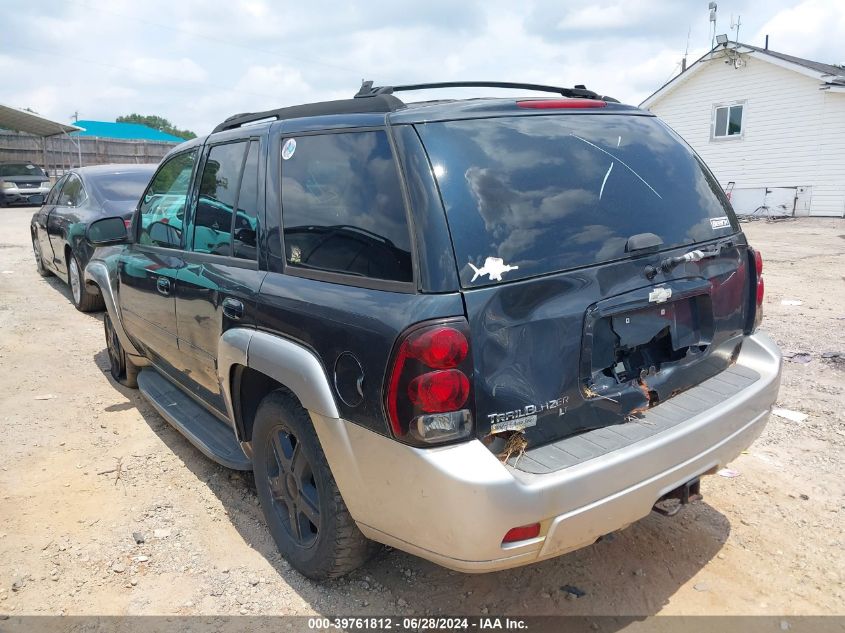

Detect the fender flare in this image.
[218,328,341,433]
[84,260,142,357]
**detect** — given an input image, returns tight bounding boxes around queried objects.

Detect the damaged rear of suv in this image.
[321,85,780,572]
[86,81,780,579]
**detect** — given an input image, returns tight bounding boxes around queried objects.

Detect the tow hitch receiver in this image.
[652,478,702,517]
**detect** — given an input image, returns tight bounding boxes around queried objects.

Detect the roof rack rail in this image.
[211,94,404,134]
[354,80,619,102]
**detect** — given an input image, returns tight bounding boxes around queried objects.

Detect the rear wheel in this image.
[32,236,51,277]
[104,312,138,388]
[252,389,377,580]
[68,253,104,312]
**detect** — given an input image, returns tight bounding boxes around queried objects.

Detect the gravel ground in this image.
[0,208,843,617]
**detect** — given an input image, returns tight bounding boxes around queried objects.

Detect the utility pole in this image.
[68,111,82,167]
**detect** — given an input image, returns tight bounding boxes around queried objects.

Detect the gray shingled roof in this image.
[740,42,845,84]
[641,41,845,106]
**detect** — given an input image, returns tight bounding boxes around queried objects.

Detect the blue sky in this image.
[3,0,843,135]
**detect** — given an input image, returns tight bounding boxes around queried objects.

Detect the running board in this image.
[138,368,252,470]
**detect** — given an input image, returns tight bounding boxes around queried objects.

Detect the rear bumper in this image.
[312,331,781,573]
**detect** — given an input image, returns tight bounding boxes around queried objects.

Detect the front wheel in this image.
[68,253,104,312]
[252,390,378,580]
[104,312,138,388]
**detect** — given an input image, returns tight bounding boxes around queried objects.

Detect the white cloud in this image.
[0,0,836,137]
[752,0,845,65]
[128,57,209,85]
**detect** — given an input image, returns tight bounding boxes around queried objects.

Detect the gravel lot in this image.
[0,207,842,616]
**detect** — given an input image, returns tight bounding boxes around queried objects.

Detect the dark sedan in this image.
[31,164,156,311]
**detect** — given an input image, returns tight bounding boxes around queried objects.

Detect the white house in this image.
[641,41,845,217]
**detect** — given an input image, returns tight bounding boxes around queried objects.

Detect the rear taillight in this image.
[517,98,606,109]
[385,320,474,445]
[750,247,764,331]
[123,219,132,229]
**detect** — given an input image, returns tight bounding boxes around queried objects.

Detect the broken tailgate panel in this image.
[417,111,752,448]
[462,243,749,447]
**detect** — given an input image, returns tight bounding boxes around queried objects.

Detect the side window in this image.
[46,175,68,205]
[280,131,412,283]
[193,141,247,256]
[233,140,260,260]
[58,174,86,206]
[138,150,197,248]
[713,103,743,138]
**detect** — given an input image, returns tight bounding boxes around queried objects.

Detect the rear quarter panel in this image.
[256,274,464,434]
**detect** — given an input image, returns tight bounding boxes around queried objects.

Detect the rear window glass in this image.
[280,131,412,283]
[416,114,737,287]
[89,170,153,202]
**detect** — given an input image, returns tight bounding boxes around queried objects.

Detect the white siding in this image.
[648,55,845,217]
[814,90,845,216]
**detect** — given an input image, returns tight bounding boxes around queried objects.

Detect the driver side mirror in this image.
[87,216,129,245]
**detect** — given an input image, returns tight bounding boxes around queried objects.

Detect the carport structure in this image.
[0,103,83,174]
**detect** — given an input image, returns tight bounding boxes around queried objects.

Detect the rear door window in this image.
[194,141,247,256]
[233,140,260,260]
[416,114,738,287]
[57,174,86,207]
[280,130,412,283]
[46,175,68,205]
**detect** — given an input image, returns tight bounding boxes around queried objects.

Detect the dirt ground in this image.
[0,208,842,617]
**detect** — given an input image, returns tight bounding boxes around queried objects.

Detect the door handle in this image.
[222,297,245,320]
[156,277,171,295]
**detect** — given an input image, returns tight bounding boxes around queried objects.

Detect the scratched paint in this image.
[599,162,614,200]
[570,134,663,200]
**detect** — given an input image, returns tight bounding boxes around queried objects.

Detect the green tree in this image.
[116,114,196,140]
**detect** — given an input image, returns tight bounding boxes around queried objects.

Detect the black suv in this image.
[84,81,782,580]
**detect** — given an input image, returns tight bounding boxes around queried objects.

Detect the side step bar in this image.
[138,368,252,470]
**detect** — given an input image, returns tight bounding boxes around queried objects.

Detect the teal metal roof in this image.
[71,120,183,142]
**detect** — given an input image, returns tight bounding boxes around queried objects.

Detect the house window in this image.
[713,103,744,139]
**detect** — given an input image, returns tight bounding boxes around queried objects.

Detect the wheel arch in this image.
[218,329,340,444]
[85,259,141,356]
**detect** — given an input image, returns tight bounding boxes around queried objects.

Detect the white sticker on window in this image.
[468,257,519,282]
[282,138,296,160]
[710,216,730,229]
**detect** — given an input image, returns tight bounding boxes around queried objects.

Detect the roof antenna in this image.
[682,24,691,71]
[730,14,742,46]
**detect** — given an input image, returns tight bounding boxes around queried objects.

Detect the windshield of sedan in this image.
[89,170,155,202]
[0,163,47,177]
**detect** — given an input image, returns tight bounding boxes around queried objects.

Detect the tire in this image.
[32,236,51,277]
[252,389,378,580]
[67,252,104,312]
[104,312,139,388]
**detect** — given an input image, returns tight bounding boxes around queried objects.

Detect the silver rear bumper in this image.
[312,331,781,572]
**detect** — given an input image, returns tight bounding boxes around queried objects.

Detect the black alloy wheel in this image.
[265,424,321,547]
[252,390,377,579]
